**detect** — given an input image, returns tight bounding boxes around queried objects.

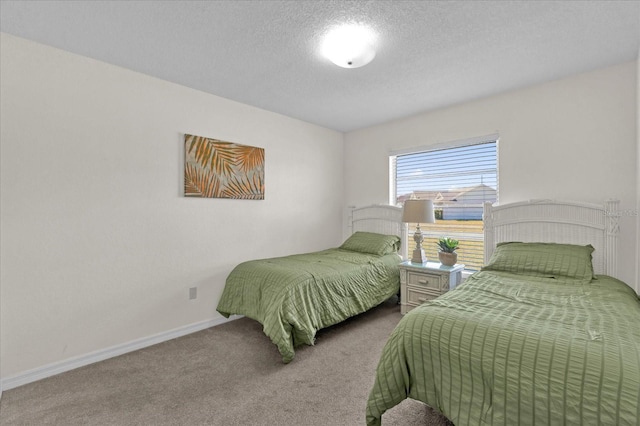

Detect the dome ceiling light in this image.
[321,23,377,69]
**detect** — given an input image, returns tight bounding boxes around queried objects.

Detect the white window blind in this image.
[391,140,498,271]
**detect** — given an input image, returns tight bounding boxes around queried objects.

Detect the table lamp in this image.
[402,199,436,264]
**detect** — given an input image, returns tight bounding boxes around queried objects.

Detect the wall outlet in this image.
[189,287,197,300]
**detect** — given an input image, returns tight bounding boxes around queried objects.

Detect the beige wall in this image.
[345,61,639,292]
[0,34,344,381]
[637,51,640,295]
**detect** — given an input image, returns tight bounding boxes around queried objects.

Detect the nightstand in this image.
[399,261,465,314]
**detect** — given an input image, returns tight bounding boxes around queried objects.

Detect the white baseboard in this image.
[0,315,243,392]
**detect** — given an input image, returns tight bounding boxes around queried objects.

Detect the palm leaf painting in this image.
[184,134,264,199]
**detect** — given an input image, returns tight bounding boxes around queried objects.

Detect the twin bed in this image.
[216,204,405,363]
[216,200,640,425]
[367,199,640,425]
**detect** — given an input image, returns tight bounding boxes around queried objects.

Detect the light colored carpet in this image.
[0,297,451,425]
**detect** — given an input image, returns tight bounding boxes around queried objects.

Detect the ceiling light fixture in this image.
[321,23,377,69]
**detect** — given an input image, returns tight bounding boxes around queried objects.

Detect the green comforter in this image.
[217,248,400,363]
[366,271,640,425]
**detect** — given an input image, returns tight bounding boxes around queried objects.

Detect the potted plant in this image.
[436,237,459,266]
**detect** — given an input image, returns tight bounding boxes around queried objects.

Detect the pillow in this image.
[481,242,595,282]
[339,232,401,256]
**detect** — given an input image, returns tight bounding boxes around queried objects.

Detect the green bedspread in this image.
[366,271,640,426]
[217,248,400,363]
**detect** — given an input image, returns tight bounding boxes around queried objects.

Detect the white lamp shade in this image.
[321,24,376,69]
[402,199,436,224]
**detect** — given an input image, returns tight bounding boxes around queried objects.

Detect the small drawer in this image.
[407,271,442,290]
[406,287,443,305]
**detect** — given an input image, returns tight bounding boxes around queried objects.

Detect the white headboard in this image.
[484,199,620,278]
[348,204,407,259]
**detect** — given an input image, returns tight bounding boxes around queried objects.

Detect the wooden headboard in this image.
[483,199,620,278]
[348,204,407,259]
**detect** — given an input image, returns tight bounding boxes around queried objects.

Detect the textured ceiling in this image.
[1,1,639,132]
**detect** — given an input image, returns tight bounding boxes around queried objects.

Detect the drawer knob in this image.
[418,279,429,285]
[418,297,428,303]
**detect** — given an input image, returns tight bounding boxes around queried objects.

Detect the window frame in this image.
[389,134,499,271]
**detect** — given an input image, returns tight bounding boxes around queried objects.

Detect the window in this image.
[390,137,498,271]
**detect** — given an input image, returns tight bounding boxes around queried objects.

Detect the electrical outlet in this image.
[189,287,197,300]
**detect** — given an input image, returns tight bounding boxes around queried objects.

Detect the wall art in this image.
[184,134,264,199]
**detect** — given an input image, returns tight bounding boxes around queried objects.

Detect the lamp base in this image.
[411,248,428,264]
